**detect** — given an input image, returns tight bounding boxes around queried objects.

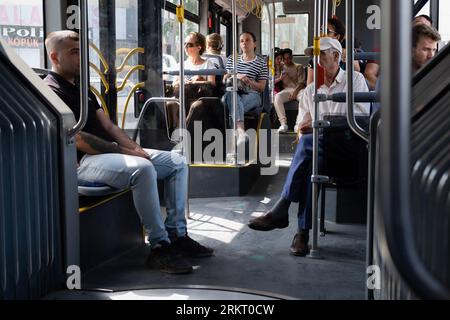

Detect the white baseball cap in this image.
[304,37,343,56]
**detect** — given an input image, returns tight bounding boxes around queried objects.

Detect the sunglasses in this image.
[184,42,197,48]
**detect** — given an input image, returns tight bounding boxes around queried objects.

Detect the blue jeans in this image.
[222,91,262,122]
[77,149,188,246]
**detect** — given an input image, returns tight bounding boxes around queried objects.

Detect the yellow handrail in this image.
[116,47,145,73]
[89,62,110,93]
[90,85,110,118]
[116,65,145,92]
[120,82,145,129]
[89,42,109,73]
[176,5,185,23]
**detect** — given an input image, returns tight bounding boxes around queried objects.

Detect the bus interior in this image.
[0,0,449,301]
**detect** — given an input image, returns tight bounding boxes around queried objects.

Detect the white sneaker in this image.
[237,132,249,147]
[277,124,289,133]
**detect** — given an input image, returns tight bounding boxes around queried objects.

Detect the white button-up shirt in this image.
[298,68,370,121]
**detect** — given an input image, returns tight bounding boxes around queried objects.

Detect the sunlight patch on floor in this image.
[186,212,246,244]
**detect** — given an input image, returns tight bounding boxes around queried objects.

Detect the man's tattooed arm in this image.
[76,132,121,155]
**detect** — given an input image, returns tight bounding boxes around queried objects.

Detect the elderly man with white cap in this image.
[248,37,370,257]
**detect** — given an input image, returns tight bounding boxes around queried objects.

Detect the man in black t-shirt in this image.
[44,30,213,274]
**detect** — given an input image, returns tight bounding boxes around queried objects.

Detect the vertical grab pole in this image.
[346,0,354,140]
[177,1,190,219]
[68,0,89,138]
[231,0,238,163]
[177,1,186,146]
[268,1,275,104]
[322,0,327,36]
[309,0,322,259]
[346,0,368,142]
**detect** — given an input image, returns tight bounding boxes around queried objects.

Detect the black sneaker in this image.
[172,235,214,258]
[146,241,193,274]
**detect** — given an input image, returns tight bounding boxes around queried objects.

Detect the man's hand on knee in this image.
[120,145,151,160]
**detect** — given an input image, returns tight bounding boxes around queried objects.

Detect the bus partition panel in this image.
[0,40,78,300]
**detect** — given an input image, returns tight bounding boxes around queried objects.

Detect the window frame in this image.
[261,3,310,56]
[163,0,200,25]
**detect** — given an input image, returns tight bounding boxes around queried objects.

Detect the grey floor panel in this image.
[49,154,367,300]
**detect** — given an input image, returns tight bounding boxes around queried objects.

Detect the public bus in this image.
[0,0,449,301]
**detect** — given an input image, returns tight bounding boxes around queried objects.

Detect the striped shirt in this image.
[226,55,269,82]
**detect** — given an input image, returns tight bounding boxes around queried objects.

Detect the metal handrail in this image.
[346,0,369,143]
[68,0,89,138]
[366,110,381,300]
[320,92,380,103]
[270,1,275,104]
[132,97,180,142]
[380,0,449,300]
[231,0,238,163]
[309,0,323,259]
[164,69,227,76]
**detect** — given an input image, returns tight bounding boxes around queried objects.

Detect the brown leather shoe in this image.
[290,231,310,256]
[248,212,289,231]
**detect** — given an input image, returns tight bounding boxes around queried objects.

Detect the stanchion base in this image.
[307,249,323,259]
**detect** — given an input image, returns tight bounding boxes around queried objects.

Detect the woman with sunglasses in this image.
[222,31,269,147]
[168,32,216,131]
[173,32,216,86]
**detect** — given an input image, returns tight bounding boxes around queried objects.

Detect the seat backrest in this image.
[321,115,369,185]
[261,81,272,114]
[258,55,272,114]
[202,54,226,95]
[203,54,226,70]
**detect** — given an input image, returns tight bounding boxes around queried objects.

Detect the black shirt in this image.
[44,72,113,160]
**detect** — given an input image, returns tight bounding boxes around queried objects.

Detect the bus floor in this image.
[46,154,367,300]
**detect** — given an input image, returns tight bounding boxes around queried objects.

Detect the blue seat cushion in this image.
[78,180,120,197]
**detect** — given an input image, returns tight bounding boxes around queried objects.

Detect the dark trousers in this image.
[281,134,317,231]
[281,131,365,231]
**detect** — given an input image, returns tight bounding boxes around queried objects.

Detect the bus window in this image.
[261,2,309,56]
[162,9,199,63]
[439,1,450,46]
[115,0,139,130]
[0,0,45,68]
[220,22,227,56]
